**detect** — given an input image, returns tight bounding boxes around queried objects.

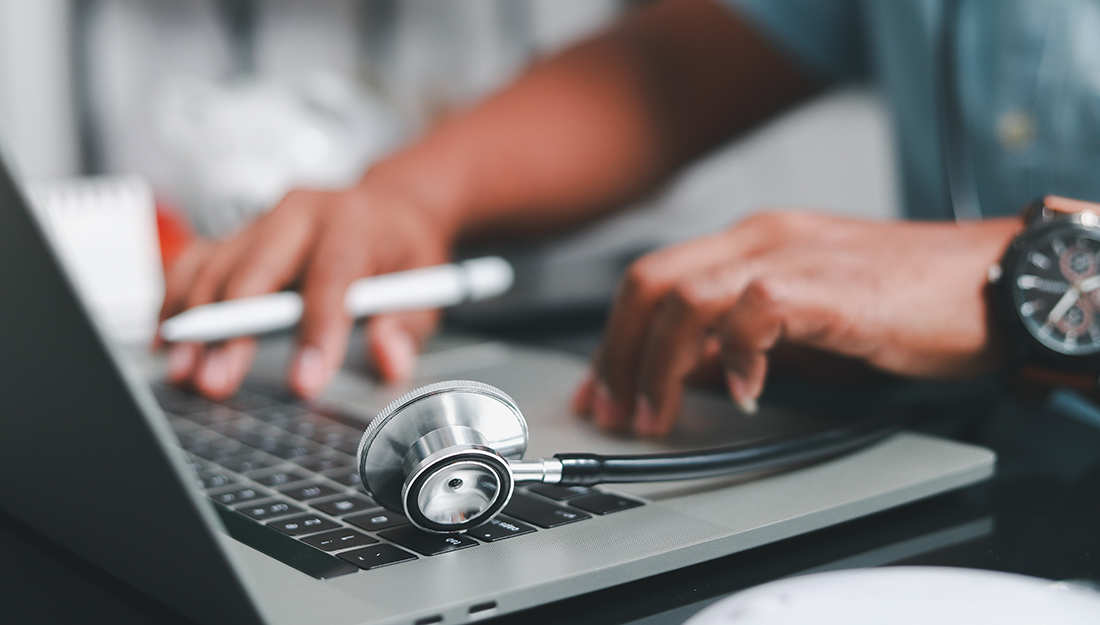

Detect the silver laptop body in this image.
[0,162,995,625]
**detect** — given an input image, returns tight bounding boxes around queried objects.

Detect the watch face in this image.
[1011,226,1100,355]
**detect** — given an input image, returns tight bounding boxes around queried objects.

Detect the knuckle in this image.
[663,281,706,316]
[621,256,666,301]
[742,277,782,308]
[737,210,807,240]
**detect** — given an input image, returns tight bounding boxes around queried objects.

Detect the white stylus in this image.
[159,256,514,343]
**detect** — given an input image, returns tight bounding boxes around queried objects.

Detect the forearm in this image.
[363,0,822,245]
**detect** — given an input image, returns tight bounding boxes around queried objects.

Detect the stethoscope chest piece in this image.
[357,380,528,533]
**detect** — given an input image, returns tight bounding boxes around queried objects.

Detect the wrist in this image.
[354,131,478,250]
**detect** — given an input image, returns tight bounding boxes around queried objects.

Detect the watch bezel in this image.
[996,209,1100,371]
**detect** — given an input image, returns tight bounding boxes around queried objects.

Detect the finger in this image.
[184,196,325,394]
[159,240,218,383]
[592,233,748,430]
[159,227,272,390]
[166,342,201,385]
[290,207,371,399]
[193,338,257,400]
[684,336,725,387]
[180,228,259,311]
[366,309,441,383]
[160,239,216,323]
[219,193,322,300]
[188,207,320,396]
[634,267,751,437]
[718,277,832,413]
[593,220,776,430]
[571,369,596,419]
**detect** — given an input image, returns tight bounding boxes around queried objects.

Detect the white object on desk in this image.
[683,566,1100,625]
[26,176,164,345]
[159,256,514,343]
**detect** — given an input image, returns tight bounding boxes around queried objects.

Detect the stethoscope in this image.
[357,380,898,534]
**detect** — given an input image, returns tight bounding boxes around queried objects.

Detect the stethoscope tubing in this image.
[552,418,901,485]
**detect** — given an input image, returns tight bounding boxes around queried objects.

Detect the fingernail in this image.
[634,395,655,437]
[726,371,758,415]
[593,381,614,428]
[200,348,228,395]
[167,344,194,382]
[571,371,595,415]
[384,330,417,382]
[293,346,326,397]
[736,395,758,416]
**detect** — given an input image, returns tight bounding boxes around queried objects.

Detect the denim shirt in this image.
[721,0,1100,220]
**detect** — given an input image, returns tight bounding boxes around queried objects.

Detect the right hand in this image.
[159,180,455,400]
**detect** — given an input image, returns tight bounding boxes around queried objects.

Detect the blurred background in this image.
[0,0,901,335]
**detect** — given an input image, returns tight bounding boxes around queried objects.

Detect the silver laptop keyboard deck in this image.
[155,385,644,580]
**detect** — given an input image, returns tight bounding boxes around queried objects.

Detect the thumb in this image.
[366,309,441,383]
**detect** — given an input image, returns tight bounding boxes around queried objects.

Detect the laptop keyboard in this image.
[154,384,644,580]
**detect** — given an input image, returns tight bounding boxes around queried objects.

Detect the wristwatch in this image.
[991,195,1100,389]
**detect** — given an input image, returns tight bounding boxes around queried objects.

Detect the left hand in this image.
[573,210,1020,437]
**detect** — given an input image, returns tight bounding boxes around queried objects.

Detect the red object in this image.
[155,201,194,272]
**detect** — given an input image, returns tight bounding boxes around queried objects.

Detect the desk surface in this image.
[4,319,1100,625]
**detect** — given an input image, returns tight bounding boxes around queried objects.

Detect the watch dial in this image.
[1012,228,1100,355]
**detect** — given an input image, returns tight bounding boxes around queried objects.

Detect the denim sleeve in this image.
[716,0,870,82]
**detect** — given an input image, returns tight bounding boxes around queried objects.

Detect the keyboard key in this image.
[153,386,211,416]
[468,516,536,542]
[322,466,364,488]
[525,484,595,501]
[249,469,309,487]
[221,391,279,412]
[168,416,199,434]
[195,471,235,490]
[311,428,362,456]
[330,439,360,456]
[280,413,341,439]
[236,500,303,520]
[278,483,341,501]
[311,495,376,517]
[568,492,644,515]
[175,432,219,454]
[215,505,358,579]
[301,528,378,552]
[250,404,308,423]
[183,457,205,474]
[379,525,478,556]
[236,433,310,458]
[192,440,245,463]
[187,407,244,427]
[209,486,267,506]
[338,544,417,570]
[345,508,410,532]
[294,454,351,473]
[217,454,276,474]
[267,514,339,536]
[503,493,590,528]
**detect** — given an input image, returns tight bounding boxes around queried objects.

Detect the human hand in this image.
[572,210,1020,437]
[159,180,455,400]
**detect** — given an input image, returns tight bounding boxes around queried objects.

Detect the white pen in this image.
[159,256,514,343]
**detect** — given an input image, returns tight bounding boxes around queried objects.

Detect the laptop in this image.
[0,160,995,625]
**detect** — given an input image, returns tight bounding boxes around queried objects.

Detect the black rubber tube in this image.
[554,419,899,485]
